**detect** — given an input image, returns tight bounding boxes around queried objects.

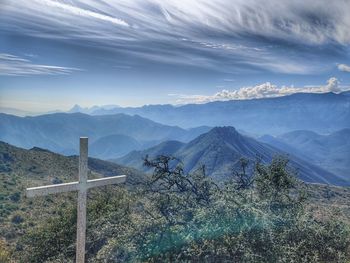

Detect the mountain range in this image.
[116,127,347,185]
[0,112,211,158]
[259,129,350,179]
[2,92,349,137]
[1,109,348,185]
[69,92,350,135]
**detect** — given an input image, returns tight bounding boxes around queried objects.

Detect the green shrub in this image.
[11,214,23,224]
[9,192,20,203]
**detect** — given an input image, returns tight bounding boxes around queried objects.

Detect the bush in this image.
[11,214,24,224]
[9,192,20,203]
[19,205,76,263]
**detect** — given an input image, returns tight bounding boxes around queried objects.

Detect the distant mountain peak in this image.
[197,126,242,143]
[209,126,239,135]
[68,104,84,113]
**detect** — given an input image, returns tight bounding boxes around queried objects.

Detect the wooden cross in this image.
[26,137,126,263]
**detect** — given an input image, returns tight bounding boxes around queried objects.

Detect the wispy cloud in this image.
[1,0,349,74]
[38,0,129,27]
[0,53,81,76]
[338,63,350,73]
[171,78,348,104]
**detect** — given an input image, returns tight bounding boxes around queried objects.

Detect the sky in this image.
[0,0,350,112]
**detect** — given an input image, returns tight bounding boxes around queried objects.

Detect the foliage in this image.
[10,214,23,225]
[11,156,350,262]
[19,205,77,262]
[0,239,11,263]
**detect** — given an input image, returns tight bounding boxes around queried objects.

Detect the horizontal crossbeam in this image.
[26,181,79,197]
[86,175,126,189]
[26,175,127,198]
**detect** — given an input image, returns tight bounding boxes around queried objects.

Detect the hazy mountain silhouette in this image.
[0,113,210,156]
[259,129,350,179]
[86,92,350,135]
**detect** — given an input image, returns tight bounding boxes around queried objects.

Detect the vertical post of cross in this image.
[76,137,88,263]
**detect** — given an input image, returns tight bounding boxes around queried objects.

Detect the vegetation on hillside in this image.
[0,140,144,261]
[9,156,350,262]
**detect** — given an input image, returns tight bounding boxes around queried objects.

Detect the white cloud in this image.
[338,64,350,73]
[0,53,81,76]
[173,77,346,104]
[324,77,340,92]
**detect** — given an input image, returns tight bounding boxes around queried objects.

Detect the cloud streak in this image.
[0,53,81,76]
[1,0,349,74]
[38,0,129,27]
[172,78,348,104]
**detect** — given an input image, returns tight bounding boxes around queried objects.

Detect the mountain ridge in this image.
[0,112,211,157]
[116,126,347,185]
[75,92,350,135]
[259,129,350,179]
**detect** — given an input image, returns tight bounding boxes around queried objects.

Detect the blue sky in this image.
[0,0,350,112]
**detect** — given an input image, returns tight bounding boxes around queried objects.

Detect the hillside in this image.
[259,129,350,179]
[0,112,211,157]
[0,140,145,244]
[83,92,350,135]
[116,127,347,185]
